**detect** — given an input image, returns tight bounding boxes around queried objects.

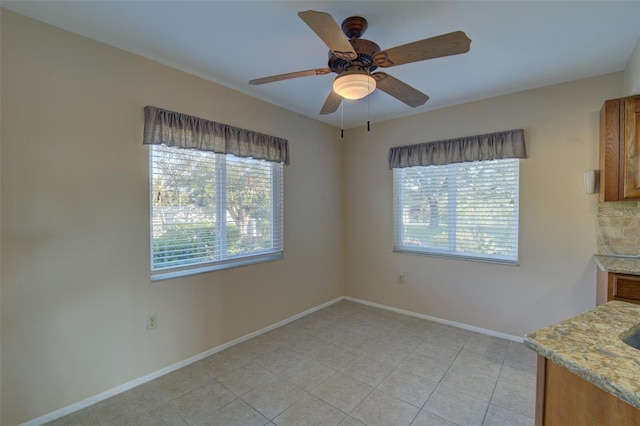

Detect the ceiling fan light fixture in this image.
[333,72,376,100]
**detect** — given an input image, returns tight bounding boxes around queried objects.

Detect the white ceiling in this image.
[3,1,640,129]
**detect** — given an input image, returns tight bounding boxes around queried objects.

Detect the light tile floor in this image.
[47,300,537,426]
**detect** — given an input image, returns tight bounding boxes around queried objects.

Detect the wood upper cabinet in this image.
[600,95,640,201]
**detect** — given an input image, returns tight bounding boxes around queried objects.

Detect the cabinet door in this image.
[611,273,640,304]
[622,97,640,199]
[600,99,620,201]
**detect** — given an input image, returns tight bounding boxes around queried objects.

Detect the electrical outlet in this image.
[398,274,405,285]
[147,313,158,330]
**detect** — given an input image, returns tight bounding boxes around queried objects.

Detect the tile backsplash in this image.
[597,201,640,256]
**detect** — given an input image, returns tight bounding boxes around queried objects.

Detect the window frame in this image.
[393,158,520,265]
[149,145,283,281]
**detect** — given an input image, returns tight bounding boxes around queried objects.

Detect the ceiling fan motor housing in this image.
[328,38,380,74]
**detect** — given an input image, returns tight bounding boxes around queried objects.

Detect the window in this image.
[150,145,283,280]
[393,158,519,263]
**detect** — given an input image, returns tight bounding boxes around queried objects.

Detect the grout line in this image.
[481,356,506,425]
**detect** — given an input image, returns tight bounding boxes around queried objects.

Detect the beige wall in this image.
[623,37,640,96]
[0,10,344,425]
[343,73,623,338]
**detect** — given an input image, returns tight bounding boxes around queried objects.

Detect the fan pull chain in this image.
[367,72,371,132]
[341,99,344,138]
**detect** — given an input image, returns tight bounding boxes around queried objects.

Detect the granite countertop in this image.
[594,255,640,275]
[525,301,640,410]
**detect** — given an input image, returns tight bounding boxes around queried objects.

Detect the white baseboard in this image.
[344,296,524,343]
[23,295,522,425]
[21,296,344,426]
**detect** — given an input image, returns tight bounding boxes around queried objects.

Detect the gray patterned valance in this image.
[143,106,290,165]
[388,129,526,169]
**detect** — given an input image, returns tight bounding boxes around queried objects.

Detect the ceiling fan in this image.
[249,10,471,115]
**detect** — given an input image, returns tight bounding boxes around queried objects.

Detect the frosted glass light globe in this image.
[333,73,376,100]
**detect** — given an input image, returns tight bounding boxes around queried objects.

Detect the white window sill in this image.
[393,247,518,266]
[151,252,283,281]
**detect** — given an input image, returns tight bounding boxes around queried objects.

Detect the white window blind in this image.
[393,158,519,263]
[150,145,283,280]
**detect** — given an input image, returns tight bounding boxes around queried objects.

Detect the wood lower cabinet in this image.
[597,270,640,306]
[536,356,640,425]
[600,95,640,201]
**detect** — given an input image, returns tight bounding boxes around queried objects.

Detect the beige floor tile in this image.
[464,334,509,361]
[363,340,410,366]
[397,352,452,382]
[194,399,268,426]
[483,404,534,426]
[449,349,503,379]
[394,319,439,341]
[339,318,367,332]
[94,381,169,424]
[492,377,536,418]
[281,358,336,391]
[331,330,374,354]
[353,321,397,338]
[424,330,471,350]
[506,342,537,362]
[102,404,187,426]
[310,344,358,370]
[414,340,460,361]
[504,342,538,372]
[216,362,278,396]
[273,395,346,426]
[296,319,339,337]
[411,410,457,426]
[467,333,510,345]
[241,379,304,419]
[382,332,424,352]
[288,315,323,333]
[153,362,217,400]
[423,385,489,426]
[169,381,236,424]
[280,331,328,355]
[499,363,536,389]
[439,367,499,401]
[350,390,419,426]
[311,372,373,413]
[310,324,351,343]
[233,336,281,359]
[254,346,306,374]
[45,407,101,426]
[340,356,393,387]
[337,417,366,426]
[199,347,251,378]
[376,369,437,408]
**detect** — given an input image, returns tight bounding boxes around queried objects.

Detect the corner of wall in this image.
[623,36,640,96]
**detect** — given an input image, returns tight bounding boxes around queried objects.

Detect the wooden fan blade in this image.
[298,10,357,61]
[249,68,332,85]
[373,72,429,107]
[373,31,471,68]
[320,90,342,115]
